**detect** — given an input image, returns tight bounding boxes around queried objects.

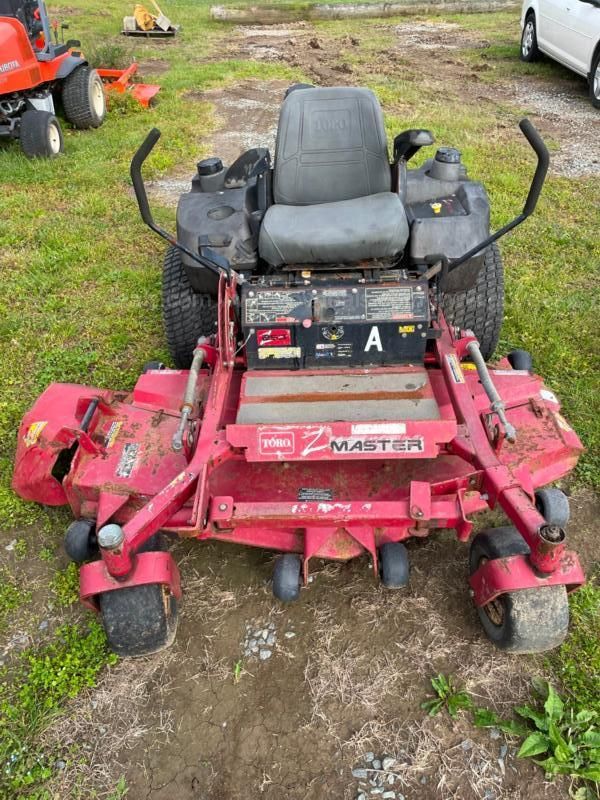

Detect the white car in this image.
[520,0,600,106]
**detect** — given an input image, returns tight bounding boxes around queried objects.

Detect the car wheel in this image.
[590,50,600,109]
[520,14,540,63]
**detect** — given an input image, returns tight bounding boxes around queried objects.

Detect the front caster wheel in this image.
[99,583,178,656]
[64,519,97,563]
[379,542,409,589]
[535,487,570,528]
[273,554,301,602]
[469,527,569,653]
[507,349,533,371]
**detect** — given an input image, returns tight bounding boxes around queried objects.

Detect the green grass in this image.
[0,3,598,796]
[550,577,600,718]
[0,622,117,799]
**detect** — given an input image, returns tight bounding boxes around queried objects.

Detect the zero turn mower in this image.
[13,86,585,656]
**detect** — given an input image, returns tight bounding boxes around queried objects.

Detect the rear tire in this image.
[20,110,63,158]
[441,242,504,361]
[469,527,569,653]
[520,13,540,63]
[62,66,106,129]
[99,582,178,656]
[590,50,600,109]
[163,246,217,368]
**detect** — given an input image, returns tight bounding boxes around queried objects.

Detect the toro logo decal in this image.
[259,431,295,455]
[0,60,20,74]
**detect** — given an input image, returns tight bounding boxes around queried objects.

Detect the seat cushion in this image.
[274,86,391,206]
[259,192,409,267]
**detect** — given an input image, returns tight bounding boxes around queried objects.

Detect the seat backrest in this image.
[273,86,391,206]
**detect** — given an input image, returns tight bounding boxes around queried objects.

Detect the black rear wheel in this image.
[62,66,106,129]
[163,245,217,368]
[20,110,63,158]
[441,242,504,361]
[520,13,540,63]
[469,527,569,653]
[590,50,600,109]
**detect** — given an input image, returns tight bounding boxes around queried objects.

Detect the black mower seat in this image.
[259,87,409,267]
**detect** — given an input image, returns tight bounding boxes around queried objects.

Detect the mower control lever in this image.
[130,129,229,279]
[444,118,550,275]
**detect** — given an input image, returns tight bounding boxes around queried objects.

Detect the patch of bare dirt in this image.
[512,81,600,177]
[147,79,289,207]
[392,20,490,51]
[135,59,171,77]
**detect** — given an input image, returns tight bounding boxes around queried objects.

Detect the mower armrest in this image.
[393,129,435,164]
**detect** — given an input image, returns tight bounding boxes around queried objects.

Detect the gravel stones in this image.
[242,620,295,660]
[352,753,400,799]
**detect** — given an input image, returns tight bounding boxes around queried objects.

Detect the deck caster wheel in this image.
[507,349,533,371]
[64,519,97,563]
[535,488,570,529]
[273,554,301,602]
[99,583,178,657]
[379,542,409,589]
[469,527,569,653]
[142,360,165,373]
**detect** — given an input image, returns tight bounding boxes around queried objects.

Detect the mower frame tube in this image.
[172,345,205,452]
[466,340,517,442]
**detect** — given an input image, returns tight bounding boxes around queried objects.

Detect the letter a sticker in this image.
[364,326,383,352]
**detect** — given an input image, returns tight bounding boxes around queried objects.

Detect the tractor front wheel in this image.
[62,66,106,129]
[469,527,569,653]
[20,110,64,158]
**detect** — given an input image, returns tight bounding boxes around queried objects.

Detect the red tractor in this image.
[0,0,106,157]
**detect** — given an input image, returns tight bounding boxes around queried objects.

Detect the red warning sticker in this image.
[257,328,291,347]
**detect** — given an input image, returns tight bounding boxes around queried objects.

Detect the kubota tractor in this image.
[0,0,106,157]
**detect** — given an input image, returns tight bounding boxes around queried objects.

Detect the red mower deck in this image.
[13,277,584,611]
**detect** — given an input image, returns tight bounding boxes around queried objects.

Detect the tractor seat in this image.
[259,87,409,267]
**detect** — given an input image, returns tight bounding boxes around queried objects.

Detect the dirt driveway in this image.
[54,17,599,800]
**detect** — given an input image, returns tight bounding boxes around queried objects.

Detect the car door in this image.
[537,0,582,68]
[565,0,600,75]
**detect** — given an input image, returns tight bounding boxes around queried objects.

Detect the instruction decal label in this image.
[116,443,140,478]
[298,488,334,501]
[104,421,122,449]
[256,329,291,347]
